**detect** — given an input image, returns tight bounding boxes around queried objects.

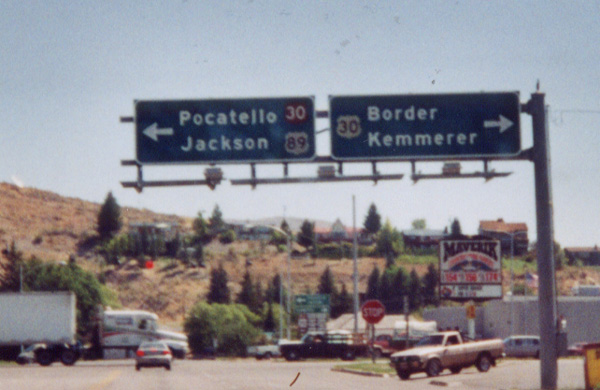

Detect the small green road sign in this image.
[294,294,330,314]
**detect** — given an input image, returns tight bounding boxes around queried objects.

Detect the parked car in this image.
[135,341,172,371]
[163,339,189,359]
[568,342,587,356]
[503,335,540,358]
[247,344,281,360]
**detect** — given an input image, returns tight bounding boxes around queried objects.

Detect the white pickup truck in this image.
[246,344,281,360]
[389,331,504,380]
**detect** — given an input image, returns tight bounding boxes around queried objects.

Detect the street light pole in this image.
[286,232,292,340]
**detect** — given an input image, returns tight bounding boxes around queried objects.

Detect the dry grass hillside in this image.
[0,182,597,328]
[0,182,392,326]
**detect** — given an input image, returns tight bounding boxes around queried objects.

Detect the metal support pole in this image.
[286,234,292,340]
[529,92,558,390]
[279,269,284,340]
[352,196,359,334]
[510,233,514,336]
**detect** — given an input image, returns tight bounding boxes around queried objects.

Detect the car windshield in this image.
[416,335,445,346]
[140,342,166,350]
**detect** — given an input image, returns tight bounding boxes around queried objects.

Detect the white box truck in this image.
[0,291,81,366]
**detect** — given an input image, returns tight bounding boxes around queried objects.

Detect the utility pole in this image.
[352,195,359,334]
[526,92,558,390]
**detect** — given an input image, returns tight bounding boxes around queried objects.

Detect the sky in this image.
[1,1,599,248]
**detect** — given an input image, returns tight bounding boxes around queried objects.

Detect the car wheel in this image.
[165,364,171,371]
[36,350,53,367]
[476,353,492,372]
[426,359,442,377]
[263,352,272,360]
[397,369,411,380]
[60,350,77,366]
[342,350,356,361]
[136,364,141,371]
[285,350,299,361]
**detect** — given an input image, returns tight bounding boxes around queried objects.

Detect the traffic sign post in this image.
[330,92,521,160]
[361,300,385,363]
[361,299,386,324]
[135,97,315,164]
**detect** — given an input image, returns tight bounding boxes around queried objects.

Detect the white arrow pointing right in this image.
[484,115,514,133]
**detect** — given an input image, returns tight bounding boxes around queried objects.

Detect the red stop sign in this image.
[361,300,386,324]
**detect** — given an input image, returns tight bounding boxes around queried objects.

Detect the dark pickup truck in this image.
[279,331,368,361]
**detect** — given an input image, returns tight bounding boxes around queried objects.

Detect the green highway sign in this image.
[294,294,330,314]
[330,92,521,160]
[135,97,315,164]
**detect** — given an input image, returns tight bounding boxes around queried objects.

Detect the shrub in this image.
[184,302,261,356]
[219,229,236,244]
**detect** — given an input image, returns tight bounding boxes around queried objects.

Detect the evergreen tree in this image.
[236,270,256,311]
[450,218,463,238]
[298,220,315,250]
[280,219,291,236]
[209,204,225,234]
[378,269,394,308]
[207,263,230,304]
[407,269,422,311]
[422,264,440,307]
[193,211,212,245]
[376,220,403,268]
[363,203,382,235]
[365,266,380,300]
[317,266,337,296]
[263,301,276,332]
[331,282,352,319]
[97,192,122,240]
[0,241,23,292]
[390,266,408,312]
[267,274,282,304]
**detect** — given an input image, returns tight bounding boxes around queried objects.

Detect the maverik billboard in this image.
[439,240,502,300]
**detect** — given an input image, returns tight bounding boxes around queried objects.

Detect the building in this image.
[564,246,600,266]
[478,219,529,256]
[314,219,371,244]
[128,222,180,242]
[424,296,600,347]
[402,229,448,251]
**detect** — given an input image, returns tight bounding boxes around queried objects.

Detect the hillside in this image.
[0,182,596,327]
[0,182,391,325]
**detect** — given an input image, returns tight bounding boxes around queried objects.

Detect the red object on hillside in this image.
[145,260,154,269]
[361,300,385,324]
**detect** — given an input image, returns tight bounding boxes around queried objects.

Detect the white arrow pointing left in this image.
[484,115,514,133]
[143,123,174,142]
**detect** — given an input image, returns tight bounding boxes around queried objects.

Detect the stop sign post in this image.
[361,300,386,363]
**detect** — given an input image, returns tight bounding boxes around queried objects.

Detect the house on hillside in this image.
[402,229,448,251]
[128,222,180,242]
[314,219,371,244]
[478,219,528,256]
[564,246,600,266]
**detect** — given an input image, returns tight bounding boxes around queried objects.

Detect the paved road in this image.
[0,358,586,390]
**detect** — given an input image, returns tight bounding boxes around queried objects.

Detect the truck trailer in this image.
[0,292,80,366]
